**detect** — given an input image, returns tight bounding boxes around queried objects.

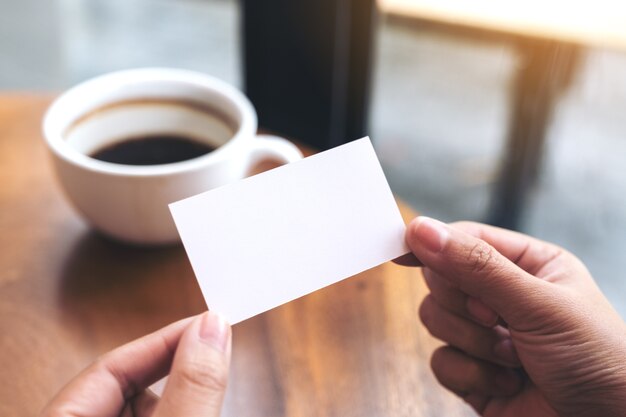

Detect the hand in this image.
[402,217,626,417]
[41,311,231,417]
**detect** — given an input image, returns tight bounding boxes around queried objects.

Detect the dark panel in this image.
[241,0,377,150]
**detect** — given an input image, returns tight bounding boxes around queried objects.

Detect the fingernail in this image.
[198,311,230,353]
[414,216,449,253]
[495,368,522,393]
[466,297,498,326]
[494,338,520,366]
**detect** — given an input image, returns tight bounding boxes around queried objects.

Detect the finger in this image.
[41,316,195,417]
[464,393,490,414]
[449,221,565,277]
[423,267,499,327]
[449,390,490,415]
[406,216,552,328]
[154,311,232,417]
[431,346,523,397]
[393,252,423,267]
[119,404,133,417]
[130,390,159,417]
[419,295,520,367]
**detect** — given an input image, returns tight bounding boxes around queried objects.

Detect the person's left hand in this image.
[41,311,231,417]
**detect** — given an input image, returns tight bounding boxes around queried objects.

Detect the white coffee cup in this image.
[43,68,303,245]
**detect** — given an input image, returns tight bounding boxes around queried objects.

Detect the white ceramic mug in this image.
[43,68,303,245]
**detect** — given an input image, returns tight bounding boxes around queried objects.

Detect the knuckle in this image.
[418,295,435,328]
[430,347,456,388]
[466,242,496,274]
[430,347,447,373]
[422,268,435,287]
[93,352,137,397]
[177,356,229,393]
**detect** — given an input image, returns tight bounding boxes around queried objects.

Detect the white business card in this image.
[170,137,408,324]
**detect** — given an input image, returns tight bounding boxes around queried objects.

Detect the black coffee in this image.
[90,135,216,165]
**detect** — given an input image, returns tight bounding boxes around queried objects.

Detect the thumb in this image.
[153,311,232,417]
[406,216,551,327]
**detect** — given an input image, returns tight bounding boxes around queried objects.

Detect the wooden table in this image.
[0,95,473,417]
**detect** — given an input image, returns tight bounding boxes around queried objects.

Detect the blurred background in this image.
[1,0,625,317]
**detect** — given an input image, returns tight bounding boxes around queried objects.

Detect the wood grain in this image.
[0,95,474,417]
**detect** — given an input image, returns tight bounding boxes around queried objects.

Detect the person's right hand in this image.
[403,217,626,417]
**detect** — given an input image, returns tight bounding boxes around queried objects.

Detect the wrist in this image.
[564,342,626,417]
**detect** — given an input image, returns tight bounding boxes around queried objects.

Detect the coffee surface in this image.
[91,135,215,165]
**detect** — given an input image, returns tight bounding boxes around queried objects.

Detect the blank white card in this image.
[170,137,408,324]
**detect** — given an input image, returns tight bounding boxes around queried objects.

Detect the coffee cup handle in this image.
[247,134,304,165]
